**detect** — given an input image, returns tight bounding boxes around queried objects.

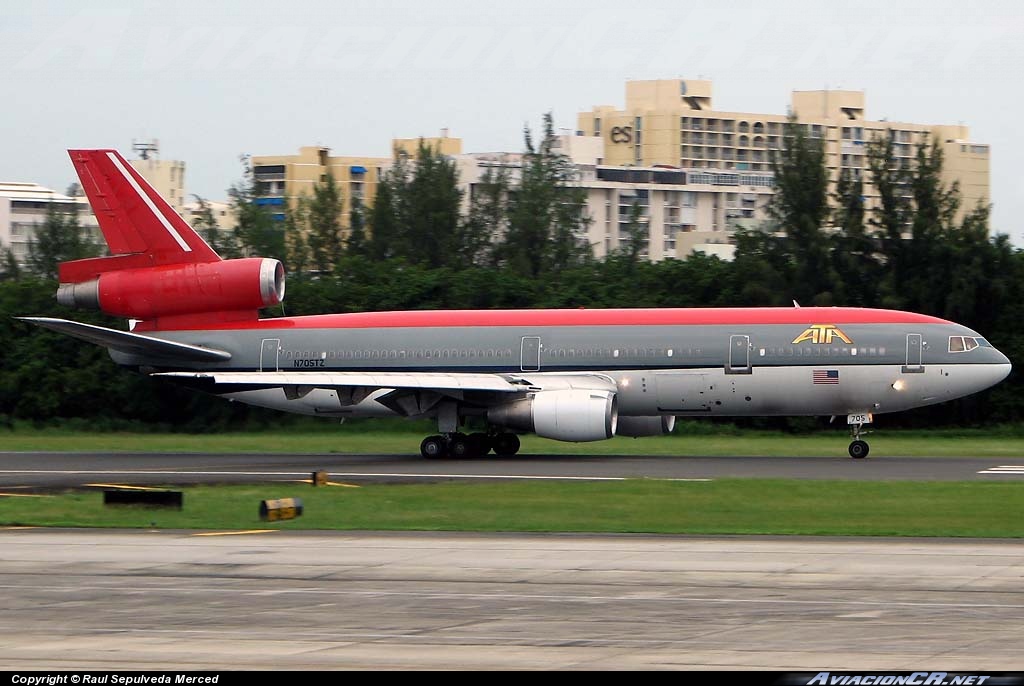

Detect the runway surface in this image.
[0,529,1021,670]
[1,451,1023,488]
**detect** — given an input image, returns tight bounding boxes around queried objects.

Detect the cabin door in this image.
[521,336,541,372]
[727,334,751,374]
[260,338,281,372]
[904,333,923,373]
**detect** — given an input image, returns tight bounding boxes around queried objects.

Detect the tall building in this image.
[129,140,187,218]
[577,79,990,223]
[0,182,100,266]
[456,135,762,262]
[252,135,462,230]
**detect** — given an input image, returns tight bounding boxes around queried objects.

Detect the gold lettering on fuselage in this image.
[792,324,854,345]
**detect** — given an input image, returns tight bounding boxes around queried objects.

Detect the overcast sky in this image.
[3,0,1022,242]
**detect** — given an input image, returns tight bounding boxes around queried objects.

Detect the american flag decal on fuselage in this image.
[813,369,840,384]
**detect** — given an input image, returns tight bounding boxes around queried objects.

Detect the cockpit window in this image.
[949,336,983,353]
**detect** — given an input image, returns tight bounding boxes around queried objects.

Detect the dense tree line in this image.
[1,115,1021,430]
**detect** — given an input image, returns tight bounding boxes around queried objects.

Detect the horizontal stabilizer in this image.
[18,317,232,363]
[157,370,529,392]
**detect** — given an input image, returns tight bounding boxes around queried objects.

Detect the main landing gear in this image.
[420,432,521,459]
[848,422,870,459]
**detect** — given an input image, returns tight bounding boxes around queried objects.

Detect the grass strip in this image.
[0,479,1021,537]
[3,430,1024,457]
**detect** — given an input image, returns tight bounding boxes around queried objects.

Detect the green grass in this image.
[3,428,1024,457]
[1,480,1022,537]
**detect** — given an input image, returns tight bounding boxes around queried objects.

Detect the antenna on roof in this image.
[132,139,159,160]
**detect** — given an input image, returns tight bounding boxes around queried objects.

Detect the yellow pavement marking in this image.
[0,493,55,498]
[192,530,279,537]
[284,479,360,488]
[1,526,40,530]
[84,483,166,491]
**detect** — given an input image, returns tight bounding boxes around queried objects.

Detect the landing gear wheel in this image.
[449,433,476,459]
[468,432,492,457]
[849,440,869,459]
[493,433,521,457]
[420,435,447,459]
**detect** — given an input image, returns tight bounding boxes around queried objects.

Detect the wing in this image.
[157,370,535,393]
[156,370,617,416]
[19,317,232,363]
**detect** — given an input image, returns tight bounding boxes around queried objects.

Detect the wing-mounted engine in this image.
[616,415,676,437]
[55,257,285,330]
[488,389,618,442]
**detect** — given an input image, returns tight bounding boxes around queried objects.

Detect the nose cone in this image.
[997,354,1012,384]
[983,353,1012,390]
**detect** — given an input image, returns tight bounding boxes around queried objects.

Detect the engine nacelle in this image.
[616,415,676,437]
[56,258,285,320]
[488,389,618,442]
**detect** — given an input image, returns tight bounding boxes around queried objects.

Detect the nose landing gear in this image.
[848,421,870,459]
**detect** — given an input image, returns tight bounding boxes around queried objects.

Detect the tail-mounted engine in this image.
[56,257,285,329]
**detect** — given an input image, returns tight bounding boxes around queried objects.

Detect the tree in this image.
[368,177,399,262]
[618,200,648,269]
[392,140,463,269]
[190,194,240,258]
[229,156,286,261]
[306,173,345,272]
[26,200,99,279]
[830,170,879,306]
[500,112,589,278]
[0,249,20,282]
[346,196,368,257]
[462,163,510,267]
[767,114,832,303]
[283,198,311,276]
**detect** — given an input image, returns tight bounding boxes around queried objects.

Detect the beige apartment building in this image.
[130,156,186,218]
[456,135,764,262]
[252,134,462,229]
[578,79,990,222]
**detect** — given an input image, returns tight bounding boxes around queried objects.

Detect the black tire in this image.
[849,440,869,459]
[449,434,475,459]
[469,432,492,457]
[493,433,521,457]
[420,435,447,459]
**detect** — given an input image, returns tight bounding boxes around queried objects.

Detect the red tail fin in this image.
[60,149,220,283]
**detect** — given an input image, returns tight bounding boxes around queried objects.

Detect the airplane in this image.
[20,150,1012,459]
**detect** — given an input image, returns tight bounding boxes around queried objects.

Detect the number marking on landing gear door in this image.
[847,413,873,424]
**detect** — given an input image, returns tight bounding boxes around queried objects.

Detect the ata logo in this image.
[792,324,854,345]
[609,126,633,144]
